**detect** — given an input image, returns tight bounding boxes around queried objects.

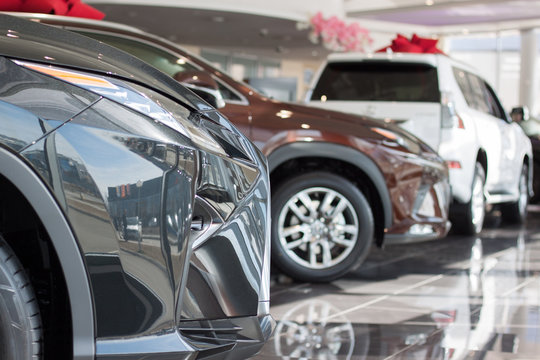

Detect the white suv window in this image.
[310,62,440,102]
[452,67,506,121]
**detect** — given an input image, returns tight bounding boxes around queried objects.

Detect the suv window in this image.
[466,73,491,114]
[483,82,507,120]
[453,68,476,107]
[453,67,506,120]
[311,61,440,102]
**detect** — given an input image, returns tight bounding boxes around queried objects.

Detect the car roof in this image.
[327,52,440,66]
[325,51,481,75]
[4,11,147,36]
[0,13,214,112]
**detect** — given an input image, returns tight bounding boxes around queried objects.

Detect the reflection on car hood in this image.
[265,99,431,151]
[0,14,212,112]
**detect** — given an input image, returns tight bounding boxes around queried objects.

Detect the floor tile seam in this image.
[325,242,535,323]
[500,275,539,298]
[326,275,445,321]
[402,320,540,328]
[362,305,432,314]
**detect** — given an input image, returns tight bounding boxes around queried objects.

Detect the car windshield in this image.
[76,31,200,78]
[75,30,249,102]
[126,216,139,225]
[311,61,440,102]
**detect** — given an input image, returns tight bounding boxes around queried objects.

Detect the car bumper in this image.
[384,161,452,244]
[96,314,275,359]
[384,220,451,245]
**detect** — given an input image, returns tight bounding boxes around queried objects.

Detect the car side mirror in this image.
[174,70,226,109]
[510,106,530,122]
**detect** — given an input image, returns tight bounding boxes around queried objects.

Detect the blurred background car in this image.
[511,106,540,203]
[0,14,273,359]
[122,216,141,241]
[14,13,454,283]
[306,52,533,235]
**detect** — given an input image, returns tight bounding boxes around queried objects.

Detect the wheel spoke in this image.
[332,237,355,247]
[334,224,358,237]
[297,193,318,218]
[288,201,310,222]
[329,198,348,219]
[321,241,333,266]
[319,192,336,215]
[309,243,318,266]
[282,224,307,238]
[286,237,308,250]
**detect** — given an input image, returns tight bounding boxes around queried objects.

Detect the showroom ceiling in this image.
[86,1,540,60]
[346,0,540,30]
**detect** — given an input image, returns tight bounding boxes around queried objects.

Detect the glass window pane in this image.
[76,31,198,78]
[311,62,440,102]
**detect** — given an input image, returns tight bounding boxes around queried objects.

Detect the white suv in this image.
[307,52,533,235]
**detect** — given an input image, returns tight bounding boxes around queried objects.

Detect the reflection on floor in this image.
[255,207,540,359]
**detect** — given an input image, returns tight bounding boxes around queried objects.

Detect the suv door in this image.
[482,80,521,190]
[459,70,517,194]
[307,61,443,150]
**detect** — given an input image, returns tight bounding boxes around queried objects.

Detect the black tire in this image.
[452,163,486,235]
[501,164,529,223]
[0,235,42,360]
[271,172,374,282]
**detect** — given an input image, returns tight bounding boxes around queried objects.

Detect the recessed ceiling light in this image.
[425,0,434,5]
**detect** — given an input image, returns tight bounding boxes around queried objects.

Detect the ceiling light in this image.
[425,0,434,5]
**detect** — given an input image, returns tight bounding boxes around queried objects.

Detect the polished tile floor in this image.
[255,206,540,359]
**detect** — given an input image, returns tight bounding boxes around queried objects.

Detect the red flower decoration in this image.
[377,34,444,54]
[0,0,105,20]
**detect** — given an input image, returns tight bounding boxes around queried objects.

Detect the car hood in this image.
[0,14,212,113]
[261,98,432,152]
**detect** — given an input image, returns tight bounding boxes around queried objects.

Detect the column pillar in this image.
[519,28,538,114]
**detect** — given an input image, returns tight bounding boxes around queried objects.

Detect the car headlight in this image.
[371,127,422,155]
[14,60,229,157]
[16,59,262,222]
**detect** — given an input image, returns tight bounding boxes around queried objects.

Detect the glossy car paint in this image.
[17,13,453,245]
[0,14,272,359]
[8,16,453,282]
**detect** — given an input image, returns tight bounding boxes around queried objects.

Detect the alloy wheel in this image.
[277,187,359,270]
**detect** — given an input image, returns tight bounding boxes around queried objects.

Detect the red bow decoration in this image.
[0,0,105,20]
[377,34,444,54]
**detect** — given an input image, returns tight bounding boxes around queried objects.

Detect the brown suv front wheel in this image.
[271,172,374,282]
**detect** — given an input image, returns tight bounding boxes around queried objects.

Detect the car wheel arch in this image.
[476,148,488,177]
[0,148,95,360]
[267,142,393,241]
[524,154,534,198]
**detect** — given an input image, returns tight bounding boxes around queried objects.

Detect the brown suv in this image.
[16,13,451,282]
